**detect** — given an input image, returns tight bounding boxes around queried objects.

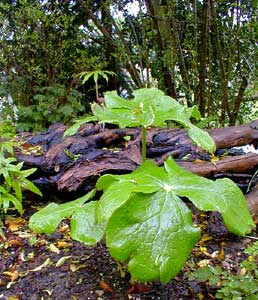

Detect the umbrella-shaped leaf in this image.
[92,93,155,128]
[106,191,200,283]
[96,181,135,224]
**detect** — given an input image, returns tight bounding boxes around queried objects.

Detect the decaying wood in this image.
[246,184,258,223]
[178,153,258,177]
[16,119,258,220]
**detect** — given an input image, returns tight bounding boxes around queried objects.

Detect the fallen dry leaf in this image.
[56,241,70,249]
[128,282,152,294]
[48,243,60,254]
[7,239,24,248]
[4,217,26,232]
[3,270,20,282]
[55,256,72,267]
[7,295,19,300]
[99,280,114,293]
[197,259,211,268]
[218,248,225,261]
[29,258,52,272]
[69,263,88,272]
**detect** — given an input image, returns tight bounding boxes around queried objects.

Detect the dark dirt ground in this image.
[0,200,257,300]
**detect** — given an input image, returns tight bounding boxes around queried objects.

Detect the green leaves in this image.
[0,146,42,214]
[163,158,255,236]
[63,115,98,137]
[29,189,104,245]
[106,191,200,283]
[95,157,254,283]
[79,70,116,85]
[64,87,216,163]
[29,157,255,284]
[65,88,216,154]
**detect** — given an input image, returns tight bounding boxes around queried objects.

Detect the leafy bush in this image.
[29,88,254,284]
[18,84,84,131]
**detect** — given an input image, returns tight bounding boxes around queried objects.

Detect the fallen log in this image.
[16,119,258,221]
[246,184,258,223]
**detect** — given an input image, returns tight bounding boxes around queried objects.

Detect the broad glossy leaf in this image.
[97,160,166,194]
[96,173,120,190]
[29,189,96,233]
[103,156,254,283]
[163,157,255,235]
[65,87,215,152]
[71,201,104,245]
[96,161,167,224]
[185,105,202,120]
[92,94,155,128]
[106,191,200,283]
[96,181,135,224]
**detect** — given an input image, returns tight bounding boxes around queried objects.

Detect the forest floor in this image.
[0,199,257,300]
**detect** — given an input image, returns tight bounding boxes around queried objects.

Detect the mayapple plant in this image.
[29,88,255,284]
[64,88,215,161]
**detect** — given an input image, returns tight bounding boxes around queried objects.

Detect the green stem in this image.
[141,126,147,163]
[95,81,99,100]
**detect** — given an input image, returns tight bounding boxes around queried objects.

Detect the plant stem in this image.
[95,81,99,100]
[141,126,147,163]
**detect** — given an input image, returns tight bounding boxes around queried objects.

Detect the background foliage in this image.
[0,0,257,130]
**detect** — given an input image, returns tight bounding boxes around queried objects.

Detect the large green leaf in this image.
[163,158,255,236]
[106,191,200,283]
[70,201,104,245]
[29,189,96,233]
[95,162,167,223]
[96,156,255,237]
[187,125,216,153]
[92,92,155,128]
[97,157,255,283]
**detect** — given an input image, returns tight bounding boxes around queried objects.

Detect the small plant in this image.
[64,88,216,161]
[79,70,116,100]
[186,241,258,299]
[29,88,255,284]
[0,121,42,214]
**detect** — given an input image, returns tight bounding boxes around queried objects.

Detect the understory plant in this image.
[185,241,258,299]
[18,84,84,131]
[0,121,42,214]
[79,70,116,100]
[29,88,255,284]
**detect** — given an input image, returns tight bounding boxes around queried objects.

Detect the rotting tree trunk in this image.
[16,119,258,221]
